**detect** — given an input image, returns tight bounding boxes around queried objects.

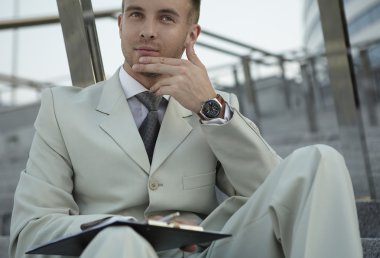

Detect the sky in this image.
[0,0,304,104]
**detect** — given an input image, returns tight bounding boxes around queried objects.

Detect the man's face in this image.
[118,0,199,78]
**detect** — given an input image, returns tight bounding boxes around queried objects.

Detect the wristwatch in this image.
[198,94,225,120]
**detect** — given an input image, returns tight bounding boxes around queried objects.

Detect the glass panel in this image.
[345,0,380,199]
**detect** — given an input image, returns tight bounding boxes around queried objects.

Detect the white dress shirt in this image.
[119,67,169,128]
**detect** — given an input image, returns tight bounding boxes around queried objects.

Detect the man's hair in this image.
[121,0,200,23]
[189,0,201,23]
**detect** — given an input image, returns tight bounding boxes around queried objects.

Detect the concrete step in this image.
[0,214,10,236]
[357,201,380,238]
[0,194,14,215]
[362,238,380,258]
[0,236,9,258]
[0,183,18,196]
[0,194,13,237]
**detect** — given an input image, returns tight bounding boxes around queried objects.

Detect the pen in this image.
[159,212,180,223]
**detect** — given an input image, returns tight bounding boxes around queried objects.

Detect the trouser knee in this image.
[290,144,346,178]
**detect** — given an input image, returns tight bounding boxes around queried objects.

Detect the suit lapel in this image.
[151,98,193,173]
[96,71,150,174]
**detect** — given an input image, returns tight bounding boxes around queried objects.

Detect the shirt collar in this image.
[119,66,169,100]
[119,66,147,100]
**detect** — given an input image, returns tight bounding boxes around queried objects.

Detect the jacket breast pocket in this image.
[182,172,216,190]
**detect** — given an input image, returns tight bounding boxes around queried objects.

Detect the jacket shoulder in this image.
[49,80,105,103]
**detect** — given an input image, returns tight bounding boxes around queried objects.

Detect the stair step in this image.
[0,214,10,236]
[357,202,380,238]
[0,195,14,215]
[0,236,9,258]
[362,238,380,258]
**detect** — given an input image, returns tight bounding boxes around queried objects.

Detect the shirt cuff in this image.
[201,102,233,125]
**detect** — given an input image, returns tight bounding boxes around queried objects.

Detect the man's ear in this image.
[185,24,201,47]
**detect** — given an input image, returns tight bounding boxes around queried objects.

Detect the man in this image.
[10,0,363,257]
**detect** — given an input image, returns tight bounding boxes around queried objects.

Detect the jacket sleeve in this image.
[9,88,109,258]
[200,92,282,197]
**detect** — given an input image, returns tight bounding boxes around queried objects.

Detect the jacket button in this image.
[149,179,159,191]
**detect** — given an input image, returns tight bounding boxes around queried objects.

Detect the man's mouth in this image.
[135,47,160,57]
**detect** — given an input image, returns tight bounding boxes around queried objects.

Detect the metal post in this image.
[11,0,20,105]
[308,57,325,108]
[242,57,261,125]
[301,63,318,133]
[317,0,376,199]
[232,66,246,115]
[56,0,105,87]
[359,49,378,126]
[279,58,291,109]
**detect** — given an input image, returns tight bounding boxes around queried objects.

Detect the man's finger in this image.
[138,56,183,66]
[150,77,173,93]
[180,244,198,253]
[132,63,180,76]
[186,42,204,68]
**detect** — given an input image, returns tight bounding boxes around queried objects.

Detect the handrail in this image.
[201,29,284,59]
[0,9,284,63]
[0,73,56,90]
[196,41,273,66]
[0,102,40,114]
[0,9,120,30]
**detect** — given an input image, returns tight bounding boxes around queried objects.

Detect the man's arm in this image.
[200,92,281,197]
[132,42,281,198]
[9,89,110,258]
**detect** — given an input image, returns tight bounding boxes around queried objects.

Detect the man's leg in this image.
[80,226,159,258]
[203,145,362,258]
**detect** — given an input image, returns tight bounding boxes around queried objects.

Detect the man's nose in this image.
[140,19,157,39]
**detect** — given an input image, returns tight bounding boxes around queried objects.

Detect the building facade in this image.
[304,0,380,64]
[303,0,380,107]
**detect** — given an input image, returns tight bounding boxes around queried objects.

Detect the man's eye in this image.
[161,16,174,23]
[130,12,142,18]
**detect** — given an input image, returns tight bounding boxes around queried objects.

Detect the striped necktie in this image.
[135,92,162,163]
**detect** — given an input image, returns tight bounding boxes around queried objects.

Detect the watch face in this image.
[202,99,221,118]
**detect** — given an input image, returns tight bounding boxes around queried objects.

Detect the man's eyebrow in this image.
[158,8,180,17]
[125,5,144,13]
[124,6,179,18]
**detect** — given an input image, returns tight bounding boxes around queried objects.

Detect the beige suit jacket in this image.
[10,70,280,258]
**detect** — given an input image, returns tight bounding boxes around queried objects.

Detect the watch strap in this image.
[215,94,226,117]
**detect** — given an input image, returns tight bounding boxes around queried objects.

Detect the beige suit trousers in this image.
[80,145,363,258]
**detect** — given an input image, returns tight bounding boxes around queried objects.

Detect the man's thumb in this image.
[186,42,203,67]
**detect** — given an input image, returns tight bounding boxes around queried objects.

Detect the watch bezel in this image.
[200,98,222,119]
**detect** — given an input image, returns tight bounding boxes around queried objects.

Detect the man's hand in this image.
[132,42,216,113]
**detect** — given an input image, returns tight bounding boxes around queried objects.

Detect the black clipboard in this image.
[26,217,231,256]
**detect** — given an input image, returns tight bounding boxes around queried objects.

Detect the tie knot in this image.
[136,91,162,111]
